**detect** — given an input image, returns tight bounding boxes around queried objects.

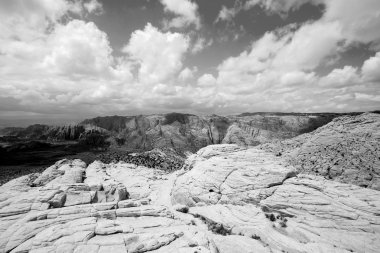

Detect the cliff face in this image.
[1,112,360,154]
[82,113,350,154]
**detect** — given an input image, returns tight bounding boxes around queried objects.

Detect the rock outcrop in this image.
[0,159,203,253]
[260,113,380,190]
[1,143,379,252]
[172,144,380,253]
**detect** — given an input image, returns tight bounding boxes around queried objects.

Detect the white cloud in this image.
[323,0,380,47]
[42,20,114,76]
[271,21,343,71]
[362,52,380,82]
[245,0,323,16]
[280,71,317,86]
[197,74,216,87]
[122,23,190,85]
[208,0,380,112]
[191,37,213,54]
[215,5,240,23]
[0,0,379,118]
[178,67,197,81]
[160,0,201,29]
[319,66,360,87]
[84,0,103,15]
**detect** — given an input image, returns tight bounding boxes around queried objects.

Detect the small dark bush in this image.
[115,137,126,146]
[280,220,287,228]
[251,234,261,240]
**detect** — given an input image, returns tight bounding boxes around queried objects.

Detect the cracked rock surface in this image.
[1,116,380,253]
[172,144,296,206]
[260,113,380,190]
[172,144,380,253]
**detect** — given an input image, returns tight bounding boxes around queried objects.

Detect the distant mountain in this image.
[1,112,368,155]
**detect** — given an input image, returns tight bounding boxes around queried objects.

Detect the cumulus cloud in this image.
[197,74,217,87]
[323,0,380,47]
[160,0,201,29]
[319,66,360,87]
[122,23,190,85]
[178,67,197,81]
[208,0,380,112]
[362,52,380,82]
[0,0,379,119]
[0,0,133,117]
[42,20,114,76]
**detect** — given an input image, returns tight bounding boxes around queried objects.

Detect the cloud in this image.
[271,21,343,71]
[197,74,217,87]
[207,0,380,112]
[319,66,360,87]
[323,0,380,47]
[215,5,241,23]
[0,0,134,117]
[0,0,379,119]
[178,67,197,81]
[122,23,190,85]
[160,0,201,29]
[215,0,323,23]
[362,52,380,82]
[42,20,114,76]
[83,0,103,15]
[245,0,323,16]
[191,37,213,54]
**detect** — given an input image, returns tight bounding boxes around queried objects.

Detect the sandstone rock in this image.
[212,235,271,253]
[260,113,380,190]
[32,159,86,187]
[172,144,296,206]
[1,136,380,253]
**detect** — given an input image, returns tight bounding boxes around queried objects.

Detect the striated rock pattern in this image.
[172,144,380,253]
[0,159,222,253]
[260,113,380,190]
[1,139,379,252]
[172,144,297,206]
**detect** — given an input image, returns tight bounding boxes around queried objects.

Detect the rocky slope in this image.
[0,144,379,252]
[0,113,379,253]
[260,113,380,190]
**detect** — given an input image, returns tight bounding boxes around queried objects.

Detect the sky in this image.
[0,0,380,125]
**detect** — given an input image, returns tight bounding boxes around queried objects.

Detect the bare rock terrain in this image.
[0,113,379,253]
[260,113,380,189]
